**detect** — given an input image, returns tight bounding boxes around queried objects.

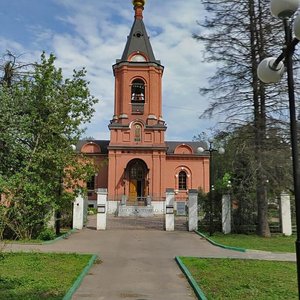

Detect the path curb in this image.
[63,254,98,300]
[195,231,246,252]
[175,256,207,300]
[4,228,77,245]
[43,228,77,245]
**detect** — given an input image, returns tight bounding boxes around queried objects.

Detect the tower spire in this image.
[117,0,160,64]
[132,0,146,20]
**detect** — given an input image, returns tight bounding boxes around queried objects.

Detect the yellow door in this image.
[129,180,137,202]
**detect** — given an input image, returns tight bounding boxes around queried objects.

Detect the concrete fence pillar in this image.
[188,189,198,232]
[146,195,152,207]
[121,195,127,206]
[47,210,56,229]
[96,188,108,230]
[280,192,292,236]
[73,194,85,230]
[222,194,231,234]
[165,188,175,231]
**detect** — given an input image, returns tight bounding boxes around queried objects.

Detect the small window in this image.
[87,175,95,190]
[178,171,187,190]
[134,124,142,142]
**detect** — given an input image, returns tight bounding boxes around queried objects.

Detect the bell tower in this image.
[109,0,166,136]
[108,0,167,203]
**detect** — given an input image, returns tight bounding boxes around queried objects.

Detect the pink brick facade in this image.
[79,1,209,210]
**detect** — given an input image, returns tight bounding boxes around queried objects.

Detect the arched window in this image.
[87,175,95,196]
[130,161,145,180]
[178,171,187,190]
[131,79,145,103]
[131,79,145,114]
[87,175,95,190]
[134,124,142,142]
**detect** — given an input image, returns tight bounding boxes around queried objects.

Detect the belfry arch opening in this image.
[131,79,145,103]
[131,79,145,114]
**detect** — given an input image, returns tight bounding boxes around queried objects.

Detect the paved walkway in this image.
[3,216,296,300]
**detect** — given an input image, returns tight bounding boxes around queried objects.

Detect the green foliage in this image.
[0,252,93,300]
[181,257,297,300]
[0,52,98,239]
[214,172,232,194]
[37,228,56,241]
[201,126,292,233]
[194,0,295,237]
[88,207,97,215]
[197,188,207,207]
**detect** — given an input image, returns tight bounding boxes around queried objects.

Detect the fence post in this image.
[121,195,127,206]
[222,194,231,234]
[188,189,198,232]
[47,210,56,229]
[280,191,292,236]
[96,188,108,230]
[73,193,85,230]
[165,189,175,231]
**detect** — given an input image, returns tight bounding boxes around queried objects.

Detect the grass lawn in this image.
[205,232,296,253]
[181,257,297,300]
[0,252,93,300]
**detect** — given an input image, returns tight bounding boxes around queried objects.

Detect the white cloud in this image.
[0,0,219,141]
[0,37,25,54]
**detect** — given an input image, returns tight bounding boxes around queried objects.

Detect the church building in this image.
[78,0,209,214]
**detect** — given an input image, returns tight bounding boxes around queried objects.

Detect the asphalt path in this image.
[3,216,296,300]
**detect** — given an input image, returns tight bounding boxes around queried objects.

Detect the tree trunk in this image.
[249,0,270,237]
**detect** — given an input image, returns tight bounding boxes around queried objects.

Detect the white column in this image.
[222,194,231,234]
[188,189,198,232]
[280,192,292,236]
[73,194,85,230]
[165,188,175,231]
[96,188,108,230]
[47,210,55,228]
[121,195,127,206]
[146,195,152,207]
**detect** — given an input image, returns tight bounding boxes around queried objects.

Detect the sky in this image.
[0,0,218,141]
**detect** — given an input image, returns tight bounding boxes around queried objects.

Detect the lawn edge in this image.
[43,228,77,244]
[195,230,246,252]
[62,253,98,300]
[3,228,77,245]
[175,256,208,300]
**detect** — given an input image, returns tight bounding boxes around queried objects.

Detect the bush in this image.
[37,228,56,241]
[88,208,97,215]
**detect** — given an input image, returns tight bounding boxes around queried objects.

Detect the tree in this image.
[0,53,98,239]
[202,125,292,233]
[0,51,33,87]
[194,0,295,236]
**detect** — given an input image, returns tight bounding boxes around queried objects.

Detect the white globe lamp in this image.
[294,13,300,39]
[270,0,300,19]
[257,57,284,84]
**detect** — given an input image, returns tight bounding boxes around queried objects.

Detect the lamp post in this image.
[55,173,63,236]
[197,138,225,236]
[257,0,300,296]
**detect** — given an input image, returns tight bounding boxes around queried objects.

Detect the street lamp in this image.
[197,138,225,236]
[257,0,300,296]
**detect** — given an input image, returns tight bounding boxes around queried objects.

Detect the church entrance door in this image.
[128,159,147,205]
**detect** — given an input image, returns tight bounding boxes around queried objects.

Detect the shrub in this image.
[37,228,56,241]
[88,208,97,215]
